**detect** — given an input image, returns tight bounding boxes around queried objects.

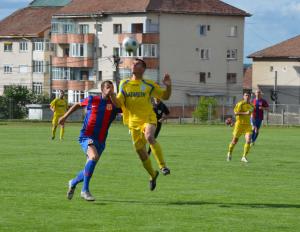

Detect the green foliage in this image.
[0,85,50,119]
[192,96,218,121]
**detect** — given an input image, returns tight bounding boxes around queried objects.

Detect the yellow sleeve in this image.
[117,79,127,106]
[234,102,242,114]
[50,99,57,108]
[149,81,164,99]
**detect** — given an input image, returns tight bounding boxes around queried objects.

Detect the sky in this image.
[0,0,299,63]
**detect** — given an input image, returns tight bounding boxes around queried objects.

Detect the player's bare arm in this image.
[58,103,81,125]
[161,73,172,100]
[109,93,122,108]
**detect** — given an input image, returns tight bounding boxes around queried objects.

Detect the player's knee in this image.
[145,134,155,144]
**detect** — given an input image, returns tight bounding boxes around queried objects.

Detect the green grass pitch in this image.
[0,122,299,231]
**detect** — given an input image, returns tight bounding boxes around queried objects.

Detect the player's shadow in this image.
[95,199,300,209]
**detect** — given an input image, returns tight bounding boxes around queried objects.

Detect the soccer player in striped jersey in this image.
[251,89,269,145]
[227,92,254,163]
[58,81,120,201]
[110,58,172,191]
[50,90,68,140]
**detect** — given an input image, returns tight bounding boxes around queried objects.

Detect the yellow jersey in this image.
[117,78,165,127]
[234,100,254,125]
[50,98,68,115]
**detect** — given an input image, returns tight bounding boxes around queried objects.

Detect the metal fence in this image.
[165,103,300,126]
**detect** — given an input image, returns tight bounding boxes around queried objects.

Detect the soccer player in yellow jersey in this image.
[227,92,254,163]
[50,90,68,140]
[110,58,172,191]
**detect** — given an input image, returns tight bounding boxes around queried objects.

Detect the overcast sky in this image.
[1,0,299,63]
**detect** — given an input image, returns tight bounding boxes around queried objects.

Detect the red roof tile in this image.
[0,7,62,37]
[55,0,250,16]
[248,35,300,59]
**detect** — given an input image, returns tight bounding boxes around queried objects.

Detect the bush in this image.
[192,97,218,122]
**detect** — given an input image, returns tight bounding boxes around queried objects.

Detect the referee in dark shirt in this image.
[148,98,170,155]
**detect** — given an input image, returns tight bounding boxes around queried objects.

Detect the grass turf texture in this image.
[0,122,299,232]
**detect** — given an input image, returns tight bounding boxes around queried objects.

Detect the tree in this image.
[192,96,218,122]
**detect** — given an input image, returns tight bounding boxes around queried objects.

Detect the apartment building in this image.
[51,0,249,104]
[248,35,300,105]
[0,0,70,96]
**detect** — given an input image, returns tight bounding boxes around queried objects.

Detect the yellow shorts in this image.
[233,124,252,138]
[129,115,157,150]
[52,114,64,126]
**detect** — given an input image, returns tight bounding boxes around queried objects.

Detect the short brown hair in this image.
[135,58,146,69]
[101,80,113,91]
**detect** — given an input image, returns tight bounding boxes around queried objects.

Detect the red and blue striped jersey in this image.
[252,98,269,120]
[79,95,120,144]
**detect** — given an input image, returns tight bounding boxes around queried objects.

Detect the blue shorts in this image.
[251,118,262,129]
[79,137,105,157]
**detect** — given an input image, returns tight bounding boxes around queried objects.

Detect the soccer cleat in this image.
[67,180,76,200]
[241,156,248,163]
[160,167,170,176]
[81,191,95,201]
[226,152,232,161]
[51,136,55,140]
[149,171,159,191]
[250,142,255,147]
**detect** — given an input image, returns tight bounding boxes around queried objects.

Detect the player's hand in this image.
[158,118,164,123]
[163,73,171,86]
[58,117,66,125]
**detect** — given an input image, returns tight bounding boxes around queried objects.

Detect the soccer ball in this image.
[225,117,234,127]
[122,37,139,53]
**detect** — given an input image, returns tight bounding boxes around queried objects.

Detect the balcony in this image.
[52,57,93,68]
[119,57,159,69]
[52,80,95,91]
[51,34,95,44]
[118,33,159,44]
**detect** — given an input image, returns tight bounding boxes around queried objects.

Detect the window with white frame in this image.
[33,82,43,94]
[113,47,120,56]
[51,22,59,33]
[4,65,13,74]
[63,24,74,34]
[229,26,238,37]
[52,67,73,80]
[70,43,84,57]
[79,24,89,34]
[19,41,28,52]
[33,40,44,51]
[199,72,206,83]
[33,61,44,73]
[113,24,122,34]
[52,89,60,99]
[4,42,12,52]
[227,49,237,60]
[199,48,210,60]
[227,73,237,84]
[198,25,210,36]
[19,65,28,73]
[95,23,102,33]
[70,90,85,103]
[143,44,157,57]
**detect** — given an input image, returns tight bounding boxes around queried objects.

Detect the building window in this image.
[19,41,28,52]
[51,22,59,33]
[199,49,210,60]
[70,43,84,57]
[227,73,237,84]
[63,24,74,34]
[33,40,44,51]
[19,65,28,73]
[33,82,43,94]
[113,47,120,56]
[229,26,237,37]
[70,90,85,103]
[142,44,157,57]
[4,65,13,74]
[33,61,44,73]
[95,24,102,33]
[113,24,122,34]
[98,71,102,81]
[4,42,12,52]
[227,49,237,60]
[208,72,211,78]
[98,47,102,58]
[199,25,210,36]
[199,72,206,83]
[131,23,143,33]
[79,24,89,34]
[52,67,73,80]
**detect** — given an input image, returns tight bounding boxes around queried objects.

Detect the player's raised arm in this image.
[161,73,172,100]
[58,103,81,125]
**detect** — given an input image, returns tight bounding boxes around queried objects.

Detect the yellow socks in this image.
[51,126,56,139]
[150,142,165,169]
[243,143,251,157]
[228,143,235,154]
[142,158,156,178]
[60,127,65,140]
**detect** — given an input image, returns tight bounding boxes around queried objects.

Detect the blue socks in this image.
[82,160,97,192]
[252,130,259,142]
[71,170,84,187]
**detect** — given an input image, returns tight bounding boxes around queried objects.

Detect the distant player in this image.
[58,81,120,201]
[251,89,269,145]
[148,98,170,155]
[50,90,68,140]
[110,58,172,191]
[227,92,254,163]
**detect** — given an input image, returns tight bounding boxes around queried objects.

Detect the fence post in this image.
[281,108,284,126]
[208,104,212,123]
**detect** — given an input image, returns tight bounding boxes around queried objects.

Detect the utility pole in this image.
[113,55,121,93]
[272,70,278,112]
